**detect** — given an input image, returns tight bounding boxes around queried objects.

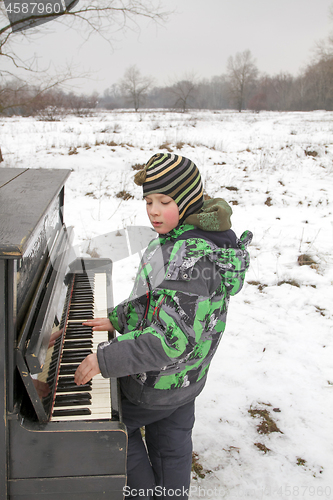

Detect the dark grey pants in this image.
[122,396,195,500]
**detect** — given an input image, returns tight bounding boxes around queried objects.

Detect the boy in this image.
[75,153,252,499]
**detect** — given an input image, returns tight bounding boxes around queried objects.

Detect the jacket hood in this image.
[158,224,253,296]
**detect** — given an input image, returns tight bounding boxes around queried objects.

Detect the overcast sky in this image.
[9,0,333,95]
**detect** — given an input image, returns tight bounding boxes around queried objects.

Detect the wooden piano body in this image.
[0,168,127,500]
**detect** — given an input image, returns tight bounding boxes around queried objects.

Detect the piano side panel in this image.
[9,476,125,500]
[9,418,127,480]
[0,259,9,500]
[7,260,17,415]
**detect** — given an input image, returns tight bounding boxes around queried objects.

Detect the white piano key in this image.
[94,273,108,317]
[50,272,112,422]
[51,375,111,421]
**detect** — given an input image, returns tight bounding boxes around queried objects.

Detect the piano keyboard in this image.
[38,272,112,422]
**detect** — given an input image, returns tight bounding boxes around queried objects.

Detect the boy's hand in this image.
[82,318,114,332]
[74,353,100,385]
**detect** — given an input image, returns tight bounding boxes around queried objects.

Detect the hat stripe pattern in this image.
[142,153,204,222]
[177,181,203,219]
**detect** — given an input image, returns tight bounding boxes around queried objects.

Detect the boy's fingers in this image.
[82,319,105,326]
[75,360,91,385]
[74,354,100,385]
[82,318,114,332]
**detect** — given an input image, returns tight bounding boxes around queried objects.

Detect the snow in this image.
[1,109,333,499]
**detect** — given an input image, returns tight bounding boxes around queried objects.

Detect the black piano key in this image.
[66,325,92,331]
[65,333,92,340]
[70,296,93,301]
[65,330,92,336]
[68,312,94,318]
[57,375,90,386]
[52,408,92,417]
[62,346,92,354]
[68,303,92,308]
[67,315,94,321]
[69,306,94,313]
[54,397,92,407]
[70,304,93,309]
[69,299,93,305]
[56,383,91,393]
[69,301,94,307]
[66,328,92,334]
[64,340,93,349]
[68,310,94,317]
[55,392,91,403]
[62,349,92,358]
[72,293,93,298]
[59,364,80,375]
[71,296,93,303]
[66,324,92,330]
[64,337,93,344]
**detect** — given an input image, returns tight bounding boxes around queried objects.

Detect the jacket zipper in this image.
[139,262,152,331]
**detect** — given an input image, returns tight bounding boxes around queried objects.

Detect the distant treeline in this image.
[1,50,333,116]
[100,52,333,113]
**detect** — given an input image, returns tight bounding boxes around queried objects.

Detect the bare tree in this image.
[301,57,333,110]
[0,1,169,113]
[227,50,258,112]
[0,1,169,160]
[102,83,124,109]
[168,73,197,112]
[119,65,154,111]
[0,1,169,63]
[195,75,229,109]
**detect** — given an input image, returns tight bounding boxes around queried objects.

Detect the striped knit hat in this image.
[134,153,204,223]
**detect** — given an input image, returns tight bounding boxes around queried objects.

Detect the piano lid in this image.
[0,168,71,258]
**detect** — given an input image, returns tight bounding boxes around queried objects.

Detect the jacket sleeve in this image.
[108,297,143,334]
[98,259,221,379]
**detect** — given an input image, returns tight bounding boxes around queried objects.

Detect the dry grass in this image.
[297,254,317,268]
[191,452,211,480]
[248,405,283,435]
[116,190,134,200]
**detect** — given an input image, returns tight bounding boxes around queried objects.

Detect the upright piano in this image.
[0,168,127,500]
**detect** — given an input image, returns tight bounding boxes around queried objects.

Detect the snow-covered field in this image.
[1,109,333,499]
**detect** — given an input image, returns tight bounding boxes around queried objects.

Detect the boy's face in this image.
[145,193,179,234]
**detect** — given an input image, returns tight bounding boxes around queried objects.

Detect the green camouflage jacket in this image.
[97,224,252,409]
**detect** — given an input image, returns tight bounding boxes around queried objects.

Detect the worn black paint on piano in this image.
[0,168,127,500]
